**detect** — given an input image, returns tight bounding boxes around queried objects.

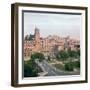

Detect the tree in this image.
[56,50,69,61]
[31,52,45,62]
[24,61,38,77]
[64,60,80,72]
[68,50,78,58]
[73,61,80,68]
[24,52,45,77]
[77,49,80,56]
[65,62,74,71]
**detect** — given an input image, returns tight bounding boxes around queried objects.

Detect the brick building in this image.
[24,27,80,60]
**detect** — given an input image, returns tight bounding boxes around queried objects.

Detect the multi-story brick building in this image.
[24,27,80,60]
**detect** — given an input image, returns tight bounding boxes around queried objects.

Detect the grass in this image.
[47,59,56,63]
[53,63,65,70]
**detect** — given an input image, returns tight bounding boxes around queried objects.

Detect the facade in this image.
[24,27,80,60]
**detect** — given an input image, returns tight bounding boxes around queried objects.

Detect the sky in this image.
[24,11,82,40]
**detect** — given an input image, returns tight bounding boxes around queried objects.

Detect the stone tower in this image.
[35,27,40,42]
[34,27,41,52]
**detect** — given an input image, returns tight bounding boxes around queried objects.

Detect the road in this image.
[35,60,80,76]
[39,60,58,76]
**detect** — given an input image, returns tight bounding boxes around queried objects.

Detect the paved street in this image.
[35,60,80,76]
[40,60,58,76]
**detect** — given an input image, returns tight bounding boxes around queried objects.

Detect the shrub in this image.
[24,63,38,77]
[73,61,80,68]
[65,62,74,71]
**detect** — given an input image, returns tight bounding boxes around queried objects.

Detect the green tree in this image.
[56,50,69,61]
[73,61,80,68]
[24,52,45,77]
[65,62,74,71]
[24,61,38,77]
[77,49,80,56]
[31,53,45,62]
[68,50,78,58]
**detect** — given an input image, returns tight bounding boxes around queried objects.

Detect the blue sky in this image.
[24,12,81,39]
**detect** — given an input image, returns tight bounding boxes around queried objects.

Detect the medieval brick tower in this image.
[34,27,41,52]
[35,27,40,42]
